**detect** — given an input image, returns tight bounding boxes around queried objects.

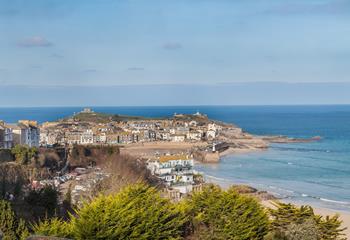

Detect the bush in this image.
[11,145,38,165]
[186,184,269,240]
[34,183,187,239]
[25,186,59,218]
[268,202,346,240]
[32,218,72,239]
[0,200,29,240]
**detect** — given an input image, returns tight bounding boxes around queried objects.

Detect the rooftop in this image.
[159,154,192,163]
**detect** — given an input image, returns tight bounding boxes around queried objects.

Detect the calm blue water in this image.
[1,105,350,211]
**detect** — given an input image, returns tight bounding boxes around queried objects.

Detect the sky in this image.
[0,0,350,106]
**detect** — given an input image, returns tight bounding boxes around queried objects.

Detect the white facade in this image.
[94,133,107,143]
[187,131,202,141]
[0,124,13,149]
[147,155,195,194]
[12,123,40,147]
[80,129,94,145]
[206,129,216,139]
[171,134,186,142]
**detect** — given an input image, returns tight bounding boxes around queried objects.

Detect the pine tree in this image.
[186,184,269,240]
[268,202,346,240]
[0,200,29,240]
[34,183,187,239]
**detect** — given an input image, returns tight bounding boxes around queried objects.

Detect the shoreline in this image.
[203,173,350,238]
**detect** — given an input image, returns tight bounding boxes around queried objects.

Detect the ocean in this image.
[1,105,350,211]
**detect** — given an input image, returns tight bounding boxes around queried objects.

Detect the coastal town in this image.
[1,108,348,240]
[1,108,318,203]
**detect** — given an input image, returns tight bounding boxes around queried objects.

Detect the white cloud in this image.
[17,36,53,47]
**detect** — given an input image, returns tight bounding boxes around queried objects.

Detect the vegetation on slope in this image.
[0,183,347,240]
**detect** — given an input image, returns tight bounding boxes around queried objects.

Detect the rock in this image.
[231,185,258,194]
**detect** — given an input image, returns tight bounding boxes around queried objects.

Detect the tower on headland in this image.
[82,108,94,113]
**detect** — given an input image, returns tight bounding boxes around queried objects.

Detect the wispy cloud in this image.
[163,42,183,50]
[127,67,145,71]
[17,36,53,48]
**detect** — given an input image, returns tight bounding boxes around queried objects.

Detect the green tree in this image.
[0,200,29,240]
[186,184,269,240]
[268,202,346,240]
[11,145,38,165]
[25,185,59,218]
[34,183,187,239]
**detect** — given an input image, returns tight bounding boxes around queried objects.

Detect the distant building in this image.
[66,131,82,145]
[0,121,13,149]
[147,154,195,194]
[10,120,40,147]
[80,129,94,145]
[82,108,94,113]
[187,130,202,141]
[171,134,186,142]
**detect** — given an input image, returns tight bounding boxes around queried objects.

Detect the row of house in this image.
[0,120,40,148]
[2,111,225,148]
[39,120,222,147]
[147,154,199,197]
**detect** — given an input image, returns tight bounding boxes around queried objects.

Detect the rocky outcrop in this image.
[194,151,220,163]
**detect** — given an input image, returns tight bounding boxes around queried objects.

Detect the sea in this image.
[1,105,350,212]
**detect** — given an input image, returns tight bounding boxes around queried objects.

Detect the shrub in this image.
[34,183,187,239]
[25,185,59,218]
[186,184,269,240]
[32,218,73,239]
[268,202,346,240]
[11,145,38,165]
[0,200,29,240]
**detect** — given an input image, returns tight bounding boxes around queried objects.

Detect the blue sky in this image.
[0,0,350,106]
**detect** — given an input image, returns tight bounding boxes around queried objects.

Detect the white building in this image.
[206,129,216,140]
[171,134,186,142]
[94,133,107,144]
[147,155,195,194]
[10,121,40,147]
[187,130,202,141]
[0,122,13,149]
[80,129,94,145]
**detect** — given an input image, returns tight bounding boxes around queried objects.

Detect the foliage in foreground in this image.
[31,217,72,239]
[186,184,269,240]
[0,200,29,240]
[33,183,187,240]
[30,184,346,240]
[266,202,346,240]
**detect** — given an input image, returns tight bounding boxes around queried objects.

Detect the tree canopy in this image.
[186,184,269,240]
[34,183,187,240]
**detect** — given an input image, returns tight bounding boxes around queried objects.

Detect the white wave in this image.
[205,174,229,182]
[320,198,350,205]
